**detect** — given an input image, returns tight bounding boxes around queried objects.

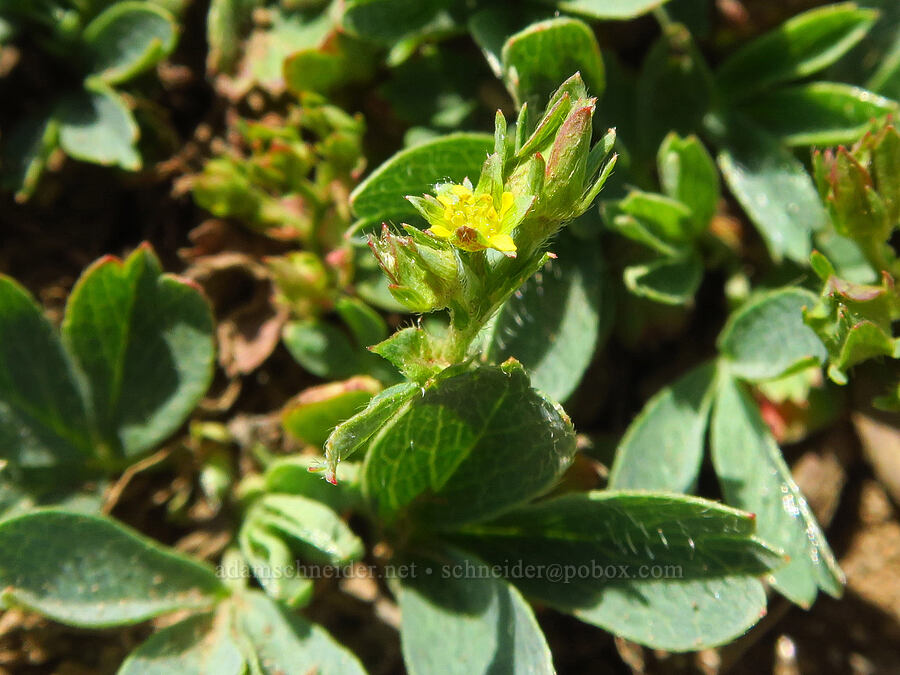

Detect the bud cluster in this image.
[813,117,900,276]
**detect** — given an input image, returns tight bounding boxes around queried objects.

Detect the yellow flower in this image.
[408,180,527,257]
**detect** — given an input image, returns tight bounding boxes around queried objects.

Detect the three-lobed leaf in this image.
[0,245,214,480]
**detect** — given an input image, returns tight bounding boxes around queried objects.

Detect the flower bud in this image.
[541,99,596,219]
[368,224,460,313]
[813,119,900,246]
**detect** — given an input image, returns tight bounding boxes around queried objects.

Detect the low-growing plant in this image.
[0,76,788,670]
[2,1,900,672]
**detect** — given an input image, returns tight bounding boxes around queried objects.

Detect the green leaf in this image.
[363,362,575,527]
[711,374,844,606]
[239,518,315,608]
[485,233,609,402]
[264,456,363,513]
[349,133,493,227]
[814,231,877,284]
[0,16,15,43]
[636,23,712,157]
[124,590,368,674]
[0,477,103,522]
[451,491,782,651]
[609,361,716,492]
[342,0,459,44]
[56,85,141,170]
[0,510,226,627]
[0,277,93,474]
[61,245,215,463]
[619,190,695,243]
[223,6,333,97]
[740,82,898,147]
[715,3,878,101]
[282,319,362,380]
[623,254,703,305]
[539,0,672,20]
[83,1,177,84]
[718,288,827,382]
[283,34,377,96]
[1,111,59,201]
[205,0,259,73]
[335,296,388,347]
[246,494,364,567]
[468,4,553,77]
[380,46,483,128]
[605,210,682,258]
[713,113,825,264]
[371,326,446,382]
[282,377,380,447]
[657,132,719,230]
[119,610,245,675]
[233,590,367,674]
[501,17,605,109]
[399,547,553,675]
[323,381,419,483]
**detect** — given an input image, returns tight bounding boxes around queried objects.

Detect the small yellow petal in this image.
[488,233,517,254]
[499,191,514,217]
[429,225,453,238]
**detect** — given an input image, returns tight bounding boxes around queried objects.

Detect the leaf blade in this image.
[710,373,844,606]
[61,245,215,462]
[609,361,717,492]
[715,3,878,101]
[0,510,226,627]
[349,133,493,227]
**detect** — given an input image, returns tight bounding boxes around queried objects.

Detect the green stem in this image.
[652,5,674,30]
